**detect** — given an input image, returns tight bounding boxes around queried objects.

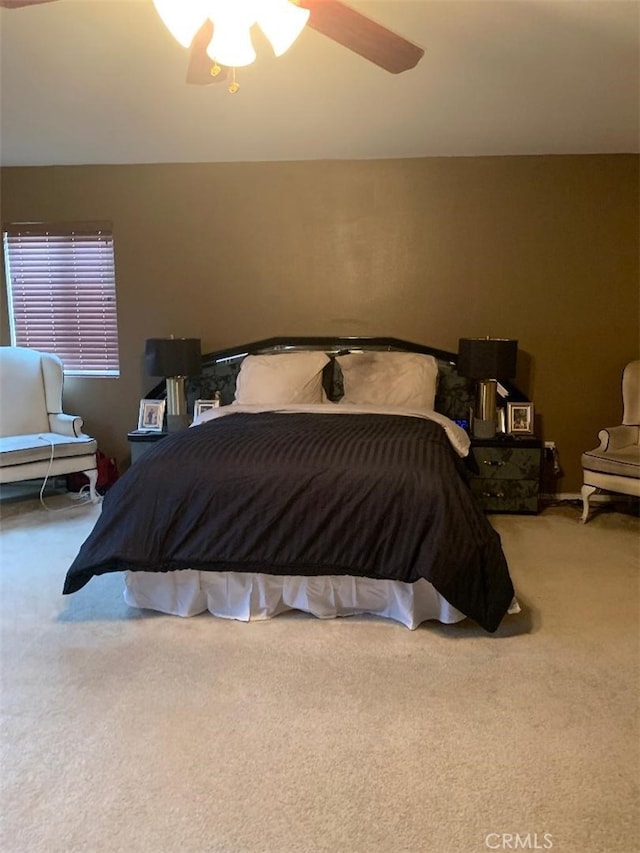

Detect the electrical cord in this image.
[37,435,101,512]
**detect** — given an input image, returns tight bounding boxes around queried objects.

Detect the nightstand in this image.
[467,435,542,514]
[128,430,169,464]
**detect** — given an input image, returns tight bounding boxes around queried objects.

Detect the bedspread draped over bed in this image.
[64,408,515,632]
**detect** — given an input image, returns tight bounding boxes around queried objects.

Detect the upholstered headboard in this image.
[148,336,476,423]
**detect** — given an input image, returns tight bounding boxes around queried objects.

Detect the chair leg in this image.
[581,484,597,523]
[84,468,100,503]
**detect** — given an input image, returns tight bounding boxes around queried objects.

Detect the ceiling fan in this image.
[1,0,425,90]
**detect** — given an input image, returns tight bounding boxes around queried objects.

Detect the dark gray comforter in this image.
[64,411,515,632]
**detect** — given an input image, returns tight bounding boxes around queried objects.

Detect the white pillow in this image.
[234,352,330,405]
[336,351,439,409]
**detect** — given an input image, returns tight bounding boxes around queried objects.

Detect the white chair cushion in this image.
[0,433,97,467]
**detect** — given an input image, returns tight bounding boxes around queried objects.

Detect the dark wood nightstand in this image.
[467,434,543,514]
[128,430,169,464]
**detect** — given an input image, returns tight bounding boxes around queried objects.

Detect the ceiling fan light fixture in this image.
[154,0,309,68]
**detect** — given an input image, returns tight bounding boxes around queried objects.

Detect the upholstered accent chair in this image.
[581,360,640,522]
[0,347,99,501]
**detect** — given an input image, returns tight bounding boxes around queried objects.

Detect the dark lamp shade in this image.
[457,338,518,380]
[145,338,201,377]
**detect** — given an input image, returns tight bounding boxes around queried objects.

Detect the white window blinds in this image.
[3,221,120,377]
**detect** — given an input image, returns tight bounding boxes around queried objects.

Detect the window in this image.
[3,221,120,377]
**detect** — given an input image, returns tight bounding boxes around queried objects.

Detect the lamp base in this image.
[167,413,190,433]
[473,417,497,439]
[473,379,498,439]
[166,376,189,432]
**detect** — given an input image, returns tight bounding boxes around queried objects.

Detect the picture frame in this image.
[194,398,220,419]
[137,398,166,432]
[507,401,535,435]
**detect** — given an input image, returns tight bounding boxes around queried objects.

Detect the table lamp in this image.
[145,337,201,431]
[458,337,518,438]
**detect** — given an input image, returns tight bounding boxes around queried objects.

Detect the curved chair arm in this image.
[597,424,639,452]
[48,412,84,438]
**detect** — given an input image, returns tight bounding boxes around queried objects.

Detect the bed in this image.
[63,337,519,632]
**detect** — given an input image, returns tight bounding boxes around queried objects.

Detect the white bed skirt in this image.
[123,570,473,630]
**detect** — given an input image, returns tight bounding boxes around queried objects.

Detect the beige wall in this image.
[1,154,638,492]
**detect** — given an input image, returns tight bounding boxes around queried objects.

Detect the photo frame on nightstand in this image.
[194,399,220,419]
[507,401,534,435]
[138,398,166,432]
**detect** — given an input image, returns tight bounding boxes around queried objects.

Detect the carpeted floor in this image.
[0,494,638,853]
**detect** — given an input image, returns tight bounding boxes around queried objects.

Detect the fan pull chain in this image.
[208,59,239,95]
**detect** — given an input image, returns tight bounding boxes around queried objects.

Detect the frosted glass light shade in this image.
[152,0,210,48]
[257,0,310,57]
[206,1,258,67]
[208,21,257,67]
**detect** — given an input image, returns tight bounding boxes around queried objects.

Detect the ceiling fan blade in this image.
[298,0,424,74]
[186,19,228,86]
[0,1,58,7]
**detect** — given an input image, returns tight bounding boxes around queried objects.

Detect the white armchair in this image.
[0,347,98,501]
[581,360,640,522]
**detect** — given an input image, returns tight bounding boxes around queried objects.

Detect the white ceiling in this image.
[0,0,638,167]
